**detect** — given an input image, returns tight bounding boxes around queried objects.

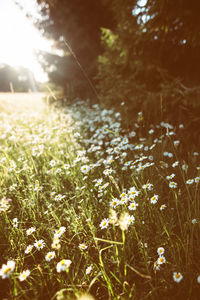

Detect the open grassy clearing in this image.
[0,96,199,299]
[0,93,46,109]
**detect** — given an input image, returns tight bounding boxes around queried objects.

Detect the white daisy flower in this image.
[186,179,194,185]
[81,165,90,174]
[86,265,93,275]
[149,129,154,134]
[50,160,56,167]
[120,192,127,198]
[25,245,33,254]
[120,196,128,205]
[157,256,166,265]
[56,259,72,272]
[153,261,160,271]
[128,201,138,210]
[173,272,183,283]
[99,218,109,229]
[0,260,15,279]
[54,226,66,238]
[128,187,140,198]
[45,251,55,261]
[166,174,175,180]
[172,161,179,168]
[127,215,135,225]
[34,239,45,250]
[95,179,103,186]
[150,195,159,204]
[18,270,30,281]
[79,243,88,250]
[160,204,167,210]
[121,137,129,145]
[13,218,18,228]
[135,144,143,150]
[157,247,165,256]
[119,213,135,231]
[169,181,177,188]
[103,168,113,176]
[110,198,120,208]
[192,219,198,224]
[26,227,36,236]
[142,183,153,191]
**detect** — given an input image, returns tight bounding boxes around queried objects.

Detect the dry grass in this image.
[0,93,46,113]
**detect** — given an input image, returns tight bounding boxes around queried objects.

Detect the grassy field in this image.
[0,93,46,112]
[0,94,199,299]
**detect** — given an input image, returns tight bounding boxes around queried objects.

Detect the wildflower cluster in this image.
[0,98,199,299]
[154,247,166,271]
[0,197,12,213]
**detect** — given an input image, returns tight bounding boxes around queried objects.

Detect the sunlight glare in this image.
[0,0,52,82]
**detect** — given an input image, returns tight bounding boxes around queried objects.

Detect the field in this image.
[0,94,199,299]
[0,93,46,112]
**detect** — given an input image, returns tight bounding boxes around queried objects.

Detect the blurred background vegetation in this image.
[11,0,200,135]
[0,64,38,92]
[35,0,115,99]
[34,1,199,94]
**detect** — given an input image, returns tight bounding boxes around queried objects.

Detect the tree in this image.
[35,0,115,99]
[0,64,37,92]
[95,0,200,107]
[137,0,200,84]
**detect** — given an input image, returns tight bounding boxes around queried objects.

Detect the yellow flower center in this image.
[4,267,11,274]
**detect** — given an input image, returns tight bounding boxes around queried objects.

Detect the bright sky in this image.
[0,0,52,82]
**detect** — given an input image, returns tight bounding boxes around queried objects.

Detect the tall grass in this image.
[0,98,199,299]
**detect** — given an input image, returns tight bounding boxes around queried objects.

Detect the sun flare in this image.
[0,0,52,82]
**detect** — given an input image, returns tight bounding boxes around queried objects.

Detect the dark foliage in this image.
[36,0,200,133]
[96,0,200,99]
[36,0,115,99]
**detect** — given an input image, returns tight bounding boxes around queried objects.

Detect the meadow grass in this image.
[0,97,199,300]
